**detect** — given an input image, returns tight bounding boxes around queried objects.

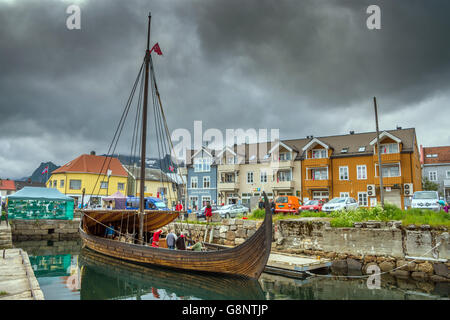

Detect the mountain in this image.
[106,154,183,173]
[21,162,60,183]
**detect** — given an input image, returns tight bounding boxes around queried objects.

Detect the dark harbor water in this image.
[14,241,449,300]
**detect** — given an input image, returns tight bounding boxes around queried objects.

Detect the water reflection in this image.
[22,241,449,300]
[79,248,265,300]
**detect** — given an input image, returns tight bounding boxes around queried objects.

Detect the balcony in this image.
[272,180,295,190]
[373,153,401,163]
[271,159,294,169]
[303,157,330,168]
[374,176,403,186]
[304,179,331,189]
[218,164,239,172]
[218,181,240,191]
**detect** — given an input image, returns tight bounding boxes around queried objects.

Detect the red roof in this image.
[52,154,128,177]
[423,146,450,164]
[0,179,16,191]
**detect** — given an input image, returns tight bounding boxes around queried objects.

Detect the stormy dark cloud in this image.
[0,0,449,179]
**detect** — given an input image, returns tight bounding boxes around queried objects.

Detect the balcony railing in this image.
[303,157,330,167]
[374,176,403,186]
[303,179,331,189]
[218,164,239,172]
[373,153,401,163]
[218,181,240,190]
[271,159,294,169]
[272,180,295,189]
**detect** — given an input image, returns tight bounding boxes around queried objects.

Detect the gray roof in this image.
[124,165,178,183]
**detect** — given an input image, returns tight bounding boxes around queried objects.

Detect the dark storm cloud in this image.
[0,0,449,178]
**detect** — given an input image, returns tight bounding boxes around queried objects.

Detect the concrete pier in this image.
[0,249,44,300]
[0,223,12,249]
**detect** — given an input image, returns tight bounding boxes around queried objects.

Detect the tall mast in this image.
[374,97,385,208]
[139,13,151,243]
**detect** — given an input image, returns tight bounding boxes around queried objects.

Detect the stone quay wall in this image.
[10,219,81,241]
[163,218,263,246]
[274,218,450,282]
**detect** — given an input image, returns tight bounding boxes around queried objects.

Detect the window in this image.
[310,168,328,180]
[279,152,291,161]
[260,171,268,183]
[203,176,210,188]
[358,192,368,206]
[313,191,329,200]
[426,154,438,158]
[202,196,211,206]
[69,180,81,190]
[100,182,108,189]
[190,177,198,189]
[311,149,327,159]
[429,171,437,181]
[380,143,399,154]
[340,192,350,198]
[53,180,57,188]
[341,147,348,153]
[277,170,292,182]
[358,146,366,152]
[376,164,401,177]
[247,172,254,184]
[194,158,211,172]
[117,183,125,190]
[339,166,349,180]
[446,170,450,179]
[60,180,64,188]
[357,165,367,180]
[226,156,237,164]
[222,173,235,183]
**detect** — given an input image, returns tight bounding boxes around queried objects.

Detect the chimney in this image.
[420,144,424,164]
[396,126,402,130]
[90,151,96,155]
[350,131,355,135]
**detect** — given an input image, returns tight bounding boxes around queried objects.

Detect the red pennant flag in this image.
[150,43,163,55]
[169,165,174,172]
[42,166,49,175]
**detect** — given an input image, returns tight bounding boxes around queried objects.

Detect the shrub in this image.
[250,209,266,219]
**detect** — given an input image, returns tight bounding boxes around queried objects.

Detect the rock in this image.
[219,226,229,234]
[420,224,431,231]
[331,260,348,274]
[347,258,362,271]
[390,270,410,279]
[230,225,237,231]
[396,260,416,272]
[406,224,417,230]
[235,228,246,238]
[276,237,284,245]
[430,275,450,283]
[379,261,395,273]
[326,252,337,259]
[234,238,245,245]
[354,222,363,228]
[338,253,348,260]
[364,255,376,263]
[411,271,428,281]
[226,231,235,241]
[417,262,434,274]
[433,263,449,278]
[228,219,236,225]
[247,229,256,237]
[416,281,435,293]
[235,219,244,225]
[211,213,221,222]
[224,240,234,246]
[376,256,386,263]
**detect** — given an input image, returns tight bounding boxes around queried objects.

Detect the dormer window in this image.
[380,143,399,154]
[279,152,291,161]
[311,149,327,159]
[226,156,237,164]
[194,158,211,172]
[341,148,348,153]
[358,146,366,152]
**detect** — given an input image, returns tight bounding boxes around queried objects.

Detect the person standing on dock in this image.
[166,229,177,249]
[175,201,183,211]
[205,203,212,223]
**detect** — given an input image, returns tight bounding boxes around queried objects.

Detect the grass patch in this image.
[245,203,450,228]
[0,291,8,296]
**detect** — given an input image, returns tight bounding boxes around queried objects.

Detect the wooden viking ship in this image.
[80,13,272,280]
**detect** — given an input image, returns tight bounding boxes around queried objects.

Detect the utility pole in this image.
[374,97,384,208]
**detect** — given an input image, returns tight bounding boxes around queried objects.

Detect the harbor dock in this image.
[0,248,44,300]
[264,252,331,279]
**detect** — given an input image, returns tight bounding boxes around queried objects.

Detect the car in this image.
[298,199,326,213]
[275,196,301,213]
[212,204,250,219]
[322,197,358,212]
[125,196,169,210]
[411,191,441,212]
[194,205,218,220]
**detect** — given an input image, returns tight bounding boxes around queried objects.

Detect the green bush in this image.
[250,209,266,219]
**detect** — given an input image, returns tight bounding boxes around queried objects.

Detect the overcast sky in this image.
[1,0,449,179]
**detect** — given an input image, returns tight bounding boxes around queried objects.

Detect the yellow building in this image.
[124,166,179,209]
[46,153,128,207]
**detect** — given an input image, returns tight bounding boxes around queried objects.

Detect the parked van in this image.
[125,197,168,210]
[274,196,301,213]
[411,191,440,212]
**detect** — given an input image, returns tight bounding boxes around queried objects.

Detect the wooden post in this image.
[374,97,384,208]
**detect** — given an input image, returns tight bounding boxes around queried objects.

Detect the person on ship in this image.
[151,229,163,247]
